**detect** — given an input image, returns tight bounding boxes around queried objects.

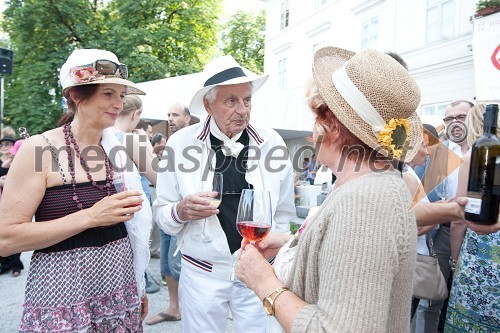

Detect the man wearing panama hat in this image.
[153,55,295,332]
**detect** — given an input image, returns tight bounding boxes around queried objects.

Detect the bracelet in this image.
[449,257,457,272]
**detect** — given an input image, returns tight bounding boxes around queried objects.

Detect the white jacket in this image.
[153,117,296,279]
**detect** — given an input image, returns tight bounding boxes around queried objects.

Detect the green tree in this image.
[1,0,222,134]
[220,10,265,74]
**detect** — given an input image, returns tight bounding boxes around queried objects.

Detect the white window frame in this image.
[361,16,379,50]
[278,57,288,89]
[315,0,328,9]
[420,102,448,116]
[425,0,455,43]
[280,0,290,30]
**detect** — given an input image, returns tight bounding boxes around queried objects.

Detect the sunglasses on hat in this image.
[73,59,128,79]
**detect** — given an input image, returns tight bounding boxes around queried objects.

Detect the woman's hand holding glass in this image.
[240,231,292,260]
[85,191,143,227]
[236,241,277,292]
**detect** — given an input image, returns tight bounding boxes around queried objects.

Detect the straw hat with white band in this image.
[312,47,422,163]
[189,55,268,115]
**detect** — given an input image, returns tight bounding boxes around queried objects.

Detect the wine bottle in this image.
[464,104,500,224]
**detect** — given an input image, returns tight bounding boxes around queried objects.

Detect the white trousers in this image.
[179,264,267,333]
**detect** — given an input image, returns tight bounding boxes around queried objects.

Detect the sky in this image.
[222,0,265,16]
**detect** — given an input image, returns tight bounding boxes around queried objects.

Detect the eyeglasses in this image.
[74,59,128,79]
[443,114,466,123]
[0,142,14,147]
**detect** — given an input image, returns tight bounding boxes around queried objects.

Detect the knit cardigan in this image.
[288,171,416,333]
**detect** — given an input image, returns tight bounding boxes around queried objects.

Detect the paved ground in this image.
[0,251,235,333]
[0,217,304,332]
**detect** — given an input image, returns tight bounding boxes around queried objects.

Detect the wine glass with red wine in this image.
[236,189,272,244]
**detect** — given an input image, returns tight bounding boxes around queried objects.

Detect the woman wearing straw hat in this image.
[237,47,422,332]
[0,49,152,332]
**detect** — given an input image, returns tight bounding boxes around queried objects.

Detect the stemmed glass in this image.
[436,178,449,201]
[236,189,272,244]
[191,172,223,243]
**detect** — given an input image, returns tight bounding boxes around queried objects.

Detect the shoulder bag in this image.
[412,233,448,301]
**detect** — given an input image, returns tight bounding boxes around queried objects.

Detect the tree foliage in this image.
[220,10,266,74]
[1,0,222,134]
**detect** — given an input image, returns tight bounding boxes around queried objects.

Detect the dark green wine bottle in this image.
[464,104,499,224]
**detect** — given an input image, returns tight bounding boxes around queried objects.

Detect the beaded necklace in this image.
[63,122,114,209]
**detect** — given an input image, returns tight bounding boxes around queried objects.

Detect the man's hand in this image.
[176,192,219,221]
[455,197,500,235]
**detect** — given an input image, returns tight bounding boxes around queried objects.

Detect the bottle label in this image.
[464,197,482,214]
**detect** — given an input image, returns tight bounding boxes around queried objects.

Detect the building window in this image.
[421,102,448,116]
[312,41,325,54]
[426,0,455,43]
[280,0,290,30]
[315,0,328,9]
[361,17,379,50]
[278,57,288,89]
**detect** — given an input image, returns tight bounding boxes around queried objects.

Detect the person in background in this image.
[237,47,421,332]
[1,126,16,138]
[189,114,200,125]
[0,48,151,331]
[153,55,295,332]
[0,134,24,277]
[146,122,153,141]
[445,102,500,332]
[167,102,191,135]
[151,133,167,158]
[112,95,159,294]
[305,154,318,185]
[146,103,191,325]
[415,100,473,333]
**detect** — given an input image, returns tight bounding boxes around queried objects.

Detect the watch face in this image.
[263,297,273,316]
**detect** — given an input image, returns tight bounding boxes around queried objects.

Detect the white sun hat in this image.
[59,48,145,97]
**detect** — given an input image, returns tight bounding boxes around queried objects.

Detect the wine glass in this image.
[191,172,223,243]
[112,172,143,208]
[435,178,449,201]
[236,189,272,244]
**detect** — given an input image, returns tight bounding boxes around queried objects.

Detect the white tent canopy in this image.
[136,72,314,139]
[137,73,202,121]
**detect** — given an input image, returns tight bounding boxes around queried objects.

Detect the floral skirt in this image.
[445,229,500,332]
[19,238,142,332]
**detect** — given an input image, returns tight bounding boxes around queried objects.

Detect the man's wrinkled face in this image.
[204,83,252,138]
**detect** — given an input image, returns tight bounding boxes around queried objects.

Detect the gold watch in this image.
[263,287,289,316]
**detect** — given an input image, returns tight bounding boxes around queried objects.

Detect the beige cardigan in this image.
[288,171,416,333]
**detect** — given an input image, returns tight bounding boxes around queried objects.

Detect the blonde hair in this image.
[1,126,16,138]
[466,103,500,146]
[121,95,142,117]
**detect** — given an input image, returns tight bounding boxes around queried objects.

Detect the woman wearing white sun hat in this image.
[0,48,152,332]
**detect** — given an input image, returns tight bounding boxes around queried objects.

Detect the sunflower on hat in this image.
[377,118,411,158]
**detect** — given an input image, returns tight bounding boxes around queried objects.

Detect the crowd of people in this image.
[0,45,497,333]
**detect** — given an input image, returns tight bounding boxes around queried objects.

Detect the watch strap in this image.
[263,286,289,316]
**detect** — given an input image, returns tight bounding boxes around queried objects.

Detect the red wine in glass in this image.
[236,189,272,244]
[237,221,271,243]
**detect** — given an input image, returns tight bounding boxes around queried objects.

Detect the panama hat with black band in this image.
[312,46,423,163]
[189,55,268,115]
